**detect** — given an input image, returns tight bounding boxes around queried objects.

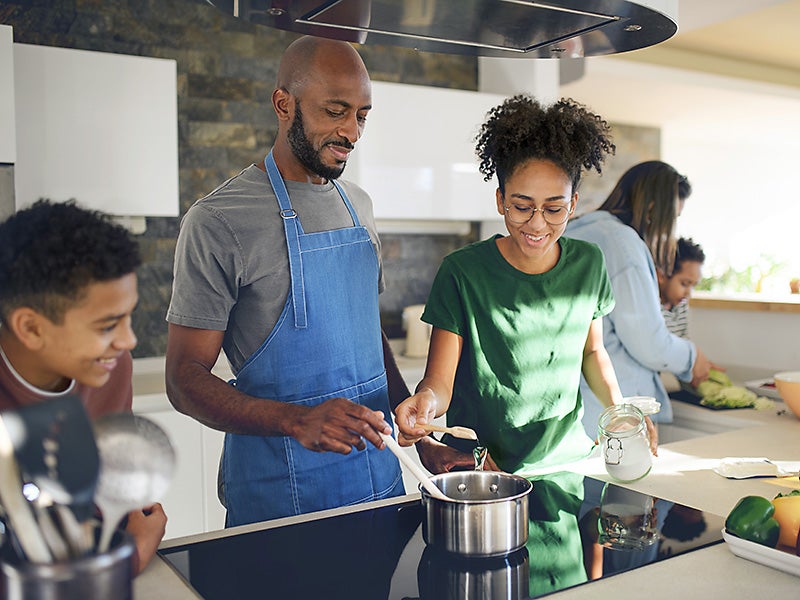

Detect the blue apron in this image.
[220,152,404,527]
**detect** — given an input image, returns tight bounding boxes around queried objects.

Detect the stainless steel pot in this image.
[420,471,533,557]
[417,545,530,600]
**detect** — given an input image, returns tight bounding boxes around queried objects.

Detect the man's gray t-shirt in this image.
[166,164,384,373]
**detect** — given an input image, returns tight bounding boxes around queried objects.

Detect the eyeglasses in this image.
[503,202,572,225]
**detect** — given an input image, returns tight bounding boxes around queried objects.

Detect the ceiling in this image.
[665,0,799,72]
[559,0,800,136]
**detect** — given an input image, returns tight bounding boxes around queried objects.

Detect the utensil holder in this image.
[0,530,134,600]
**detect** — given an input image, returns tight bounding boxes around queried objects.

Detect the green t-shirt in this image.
[423,235,614,474]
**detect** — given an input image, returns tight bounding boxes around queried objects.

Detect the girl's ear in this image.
[496,188,505,216]
[6,307,47,351]
[570,191,579,215]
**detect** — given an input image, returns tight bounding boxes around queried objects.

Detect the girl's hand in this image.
[395,388,438,446]
[644,415,659,456]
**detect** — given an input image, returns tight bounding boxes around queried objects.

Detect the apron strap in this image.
[332,180,361,227]
[265,151,307,329]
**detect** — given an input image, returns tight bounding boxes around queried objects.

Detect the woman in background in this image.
[566,161,714,434]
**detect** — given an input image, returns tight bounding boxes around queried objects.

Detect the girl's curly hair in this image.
[475,95,614,193]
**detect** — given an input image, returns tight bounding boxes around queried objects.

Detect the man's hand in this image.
[288,397,392,454]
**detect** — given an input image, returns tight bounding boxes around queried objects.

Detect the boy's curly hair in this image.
[674,237,705,272]
[0,199,141,324]
[475,95,614,192]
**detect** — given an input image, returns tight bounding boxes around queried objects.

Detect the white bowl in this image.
[773,371,800,419]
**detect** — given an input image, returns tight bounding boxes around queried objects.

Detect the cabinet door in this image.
[0,26,15,163]
[346,81,504,221]
[135,403,205,540]
[200,426,226,532]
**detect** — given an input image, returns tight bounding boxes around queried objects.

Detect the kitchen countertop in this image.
[135,395,800,598]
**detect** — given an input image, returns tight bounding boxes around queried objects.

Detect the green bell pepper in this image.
[725,495,780,548]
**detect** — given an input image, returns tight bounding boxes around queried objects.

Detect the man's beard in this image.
[287,103,353,180]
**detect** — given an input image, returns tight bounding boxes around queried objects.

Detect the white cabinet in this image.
[199,425,226,532]
[346,81,505,222]
[12,42,178,216]
[0,25,15,163]
[133,394,225,540]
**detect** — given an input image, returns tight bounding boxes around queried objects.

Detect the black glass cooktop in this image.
[159,473,724,599]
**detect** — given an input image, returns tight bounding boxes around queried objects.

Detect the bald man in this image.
[165,36,407,526]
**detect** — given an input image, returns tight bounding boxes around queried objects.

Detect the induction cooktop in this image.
[159,473,724,599]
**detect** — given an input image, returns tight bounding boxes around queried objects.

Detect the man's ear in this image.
[6,307,48,351]
[272,87,294,123]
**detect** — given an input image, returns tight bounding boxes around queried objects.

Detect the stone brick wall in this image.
[1,0,658,355]
[1,0,477,355]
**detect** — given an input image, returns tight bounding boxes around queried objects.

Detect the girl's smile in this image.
[495,159,577,274]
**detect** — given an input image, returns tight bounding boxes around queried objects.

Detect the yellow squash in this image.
[771,494,800,548]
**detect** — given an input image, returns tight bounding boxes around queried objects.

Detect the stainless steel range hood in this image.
[210,0,677,58]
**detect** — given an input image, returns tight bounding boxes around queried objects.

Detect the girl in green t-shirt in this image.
[395,95,649,475]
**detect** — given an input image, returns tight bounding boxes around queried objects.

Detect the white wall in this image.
[560,57,800,291]
[664,124,800,289]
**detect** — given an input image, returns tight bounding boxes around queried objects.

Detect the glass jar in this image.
[598,483,659,550]
[598,404,652,483]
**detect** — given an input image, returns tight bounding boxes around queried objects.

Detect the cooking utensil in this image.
[93,414,175,554]
[473,446,488,471]
[3,395,100,559]
[0,414,52,563]
[3,395,99,509]
[32,503,70,562]
[379,432,452,502]
[418,423,478,441]
[420,471,532,557]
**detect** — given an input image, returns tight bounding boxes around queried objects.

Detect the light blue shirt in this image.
[566,211,696,430]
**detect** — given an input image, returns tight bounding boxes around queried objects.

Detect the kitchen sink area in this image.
[659,401,757,443]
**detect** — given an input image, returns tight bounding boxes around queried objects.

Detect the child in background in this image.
[0,200,166,574]
[394,95,634,476]
[658,237,706,338]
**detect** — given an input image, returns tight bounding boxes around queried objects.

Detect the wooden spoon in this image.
[418,423,478,441]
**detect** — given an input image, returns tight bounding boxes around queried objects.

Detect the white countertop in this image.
[132,347,800,597]
[135,399,800,598]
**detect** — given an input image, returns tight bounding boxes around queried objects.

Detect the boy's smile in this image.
[25,274,138,391]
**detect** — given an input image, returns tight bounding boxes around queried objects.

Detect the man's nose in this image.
[338,114,362,144]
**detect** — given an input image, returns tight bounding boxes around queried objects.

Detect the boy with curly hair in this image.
[0,199,165,574]
[394,95,634,475]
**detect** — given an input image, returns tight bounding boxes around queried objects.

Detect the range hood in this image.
[210,0,677,58]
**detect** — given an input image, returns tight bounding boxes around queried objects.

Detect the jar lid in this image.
[623,396,661,415]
